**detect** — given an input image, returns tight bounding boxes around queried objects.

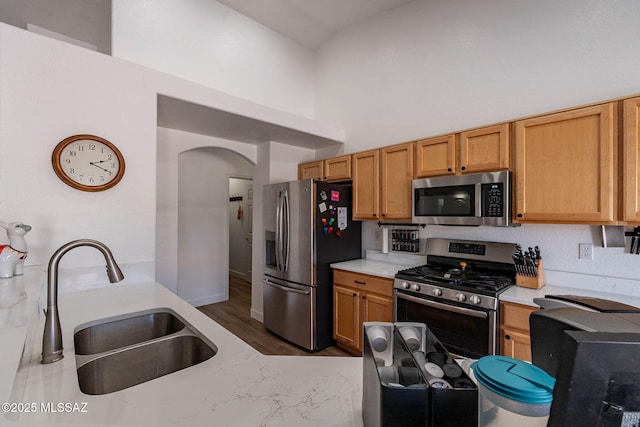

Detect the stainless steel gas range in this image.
[394,238,517,359]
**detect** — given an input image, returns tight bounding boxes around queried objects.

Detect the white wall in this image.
[0,0,111,53]
[0,25,313,307]
[317,0,640,284]
[316,0,640,152]
[177,148,253,306]
[0,24,156,277]
[112,0,316,118]
[156,127,256,303]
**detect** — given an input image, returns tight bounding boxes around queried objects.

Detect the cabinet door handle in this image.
[517,213,523,218]
[447,168,452,172]
[505,334,511,340]
[461,166,466,171]
[362,296,366,299]
[354,280,366,285]
[352,293,357,297]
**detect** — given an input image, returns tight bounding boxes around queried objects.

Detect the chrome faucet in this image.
[41,239,124,364]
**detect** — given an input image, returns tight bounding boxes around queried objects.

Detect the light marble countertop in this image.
[330,250,426,278]
[331,251,640,310]
[0,267,363,427]
[500,281,640,308]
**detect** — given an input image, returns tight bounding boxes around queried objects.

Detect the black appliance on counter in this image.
[394,238,517,359]
[362,322,477,427]
[531,295,640,426]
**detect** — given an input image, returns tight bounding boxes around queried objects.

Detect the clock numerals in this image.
[53,135,125,192]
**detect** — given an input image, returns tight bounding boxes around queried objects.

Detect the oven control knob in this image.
[411,283,421,292]
[401,281,410,290]
[470,295,481,305]
[433,289,443,297]
[456,293,467,302]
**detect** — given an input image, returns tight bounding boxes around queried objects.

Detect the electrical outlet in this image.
[579,243,594,260]
[375,229,380,240]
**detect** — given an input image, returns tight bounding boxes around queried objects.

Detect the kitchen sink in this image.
[74,309,186,355]
[73,308,217,395]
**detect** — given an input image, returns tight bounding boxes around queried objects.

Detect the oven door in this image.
[394,290,496,359]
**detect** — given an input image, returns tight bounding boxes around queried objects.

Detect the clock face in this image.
[52,135,125,191]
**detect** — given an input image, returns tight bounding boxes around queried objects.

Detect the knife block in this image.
[515,260,546,289]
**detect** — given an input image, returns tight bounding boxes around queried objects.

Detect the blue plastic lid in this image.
[471,356,555,405]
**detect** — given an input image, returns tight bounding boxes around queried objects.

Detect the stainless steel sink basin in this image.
[73,308,217,395]
[74,310,186,355]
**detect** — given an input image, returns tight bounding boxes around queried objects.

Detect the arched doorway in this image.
[155,127,256,307]
[176,147,254,304]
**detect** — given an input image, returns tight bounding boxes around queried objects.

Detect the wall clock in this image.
[52,134,125,192]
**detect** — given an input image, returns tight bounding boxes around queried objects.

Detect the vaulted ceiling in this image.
[216,0,414,49]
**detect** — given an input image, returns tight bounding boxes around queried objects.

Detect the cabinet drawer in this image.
[500,301,538,332]
[333,269,393,297]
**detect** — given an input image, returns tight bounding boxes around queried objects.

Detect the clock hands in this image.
[89,160,112,175]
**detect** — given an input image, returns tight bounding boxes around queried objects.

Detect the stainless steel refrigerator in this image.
[263,179,362,351]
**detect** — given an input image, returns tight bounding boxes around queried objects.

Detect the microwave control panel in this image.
[481,182,504,217]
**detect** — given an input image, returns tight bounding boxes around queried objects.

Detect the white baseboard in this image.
[189,293,228,307]
[250,308,263,323]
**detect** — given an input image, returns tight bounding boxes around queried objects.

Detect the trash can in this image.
[471,356,555,427]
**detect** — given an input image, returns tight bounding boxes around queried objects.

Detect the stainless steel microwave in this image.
[412,171,513,226]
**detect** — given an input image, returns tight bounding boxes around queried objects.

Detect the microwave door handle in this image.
[475,183,482,217]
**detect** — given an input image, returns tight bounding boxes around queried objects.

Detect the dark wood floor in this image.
[198,275,354,357]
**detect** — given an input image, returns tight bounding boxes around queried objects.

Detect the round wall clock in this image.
[52,134,125,192]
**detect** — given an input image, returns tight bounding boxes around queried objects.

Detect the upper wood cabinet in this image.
[353,143,414,220]
[415,134,456,177]
[414,124,509,178]
[297,155,352,182]
[298,160,323,180]
[624,96,640,223]
[514,103,617,224]
[380,143,414,220]
[352,150,380,219]
[459,123,510,174]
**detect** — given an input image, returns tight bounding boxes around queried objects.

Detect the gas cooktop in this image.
[395,264,514,295]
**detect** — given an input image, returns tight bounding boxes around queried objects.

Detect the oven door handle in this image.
[396,292,488,319]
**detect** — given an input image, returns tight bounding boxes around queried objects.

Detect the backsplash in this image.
[362,222,640,292]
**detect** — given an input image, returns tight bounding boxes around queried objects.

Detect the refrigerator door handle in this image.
[282,189,290,271]
[263,277,311,295]
[275,189,288,271]
[275,191,281,270]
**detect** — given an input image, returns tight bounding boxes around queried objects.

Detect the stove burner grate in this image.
[396,264,514,294]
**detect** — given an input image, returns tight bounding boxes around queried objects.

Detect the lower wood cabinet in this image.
[500,301,538,361]
[333,269,393,354]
